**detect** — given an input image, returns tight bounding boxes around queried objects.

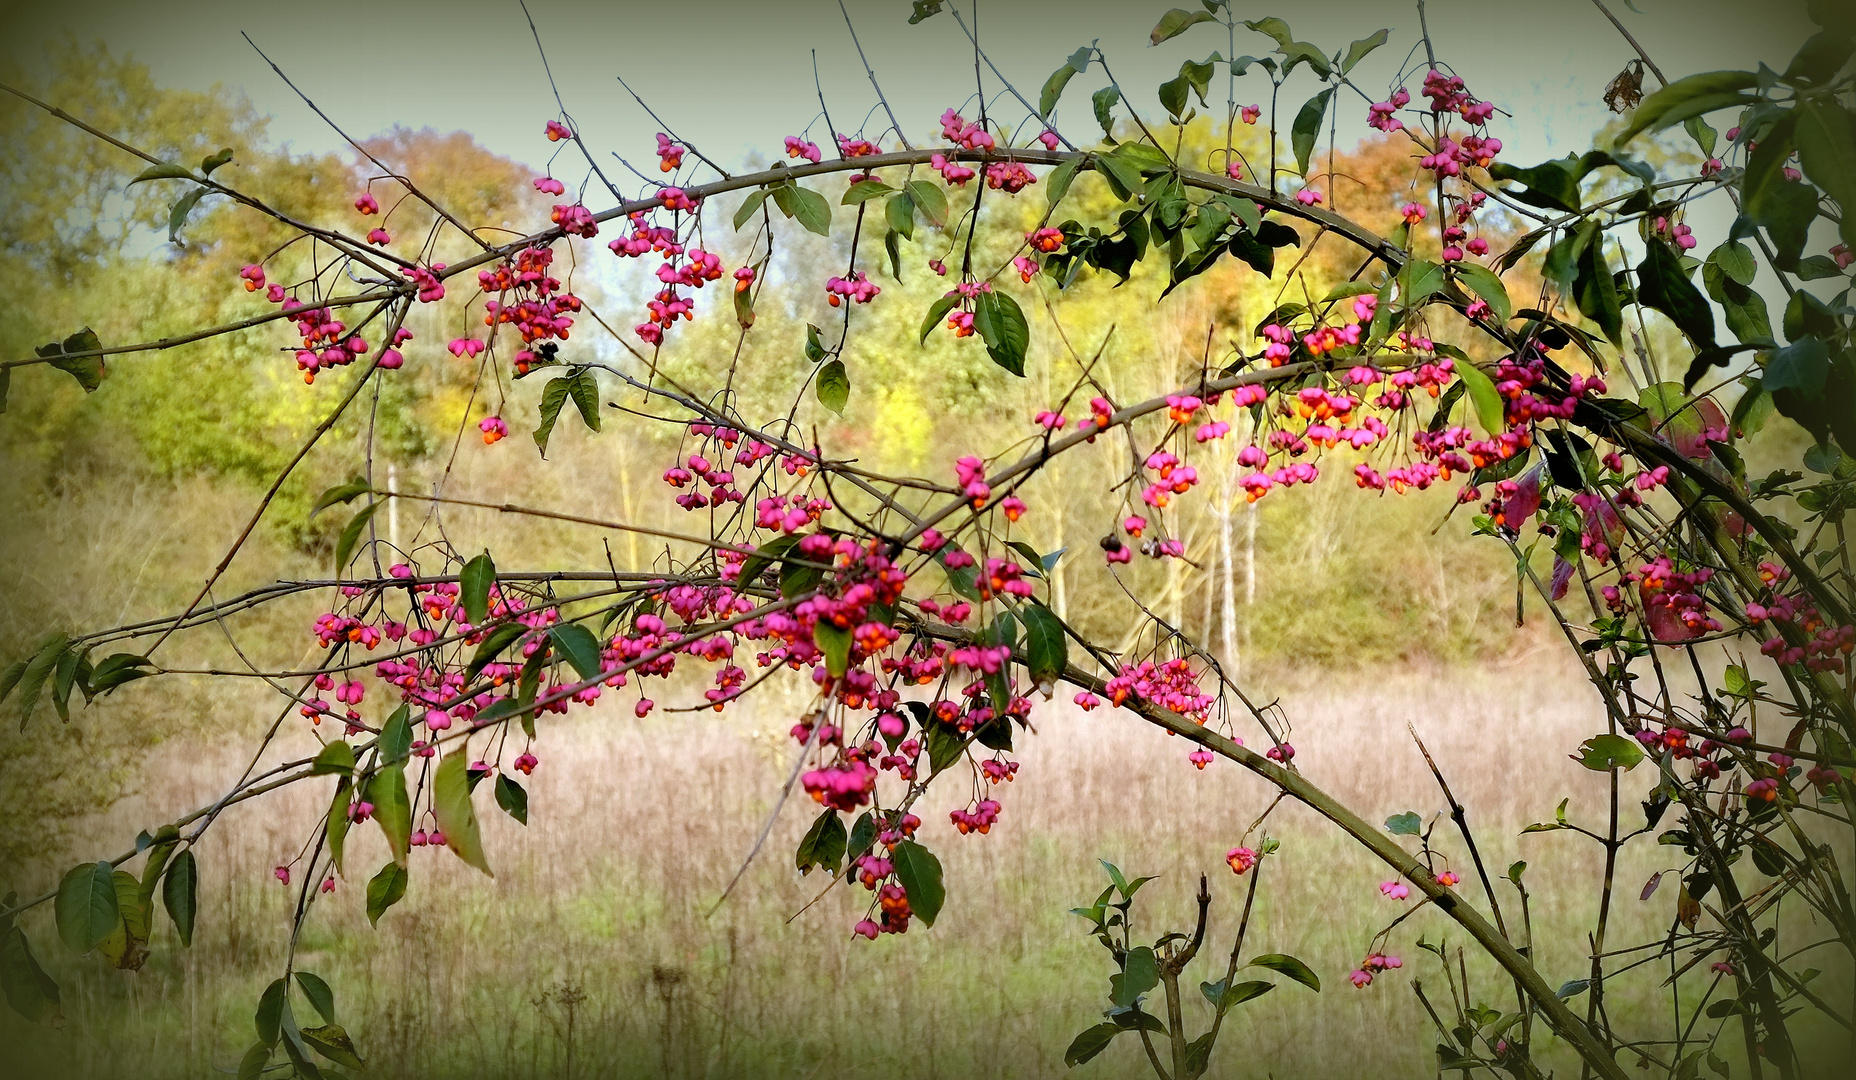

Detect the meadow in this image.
[15,658,1834,1080]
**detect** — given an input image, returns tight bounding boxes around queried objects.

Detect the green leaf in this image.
[920,294,959,344]
[51,646,79,723]
[733,188,769,230]
[128,162,196,185]
[773,182,832,236]
[1290,88,1335,177]
[294,972,335,1025]
[1244,17,1296,48]
[1455,263,1514,325]
[310,477,370,518]
[365,764,412,865]
[885,190,915,240]
[255,978,286,1047]
[1710,240,1757,286]
[55,862,119,955]
[1249,953,1320,991]
[1020,602,1068,690]
[738,534,803,590]
[1796,254,1843,279]
[533,374,573,456]
[236,1042,270,1080]
[1183,1032,1215,1076]
[905,180,948,228]
[566,369,600,432]
[1151,8,1215,44]
[162,850,197,946]
[1637,241,1717,349]
[1454,362,1506,436]
[1112,946,1159,1006]
[1092,85,1121,139]
[433,750,493,876]
[1572,240,1622,346]
[0,660,25,711]
[842,178,893,204]
[278,1024,323,1080]
[87,652,152,694]
[891,841,945,927]
[1159,55,1219,119]
[547,623,602,682]
[937,548,982,601]
[200,148,235,176]
[973,289,1030,377]
[1615,69,1761,146]
[365,862,407,927]
[378,705,412,766]
[1095,151,1145,201]
[1399,258,1445,306]
[925,719,966,775]
[816,359,850,415]
[1064,1022,1121,1067]
[464,624,526,684]
[332,502,379,576]
[0,918,62,1024]
[1341,29,1389,74]
[1576,733,1646,772]
[1746,133,1818,270]
[1703,260,1775,346]
[1489,159,1582,214]
[299,1024,364,1071]
[495,774,528,825]
[847,811,877,860]
[804,323,828,363]
[167,186,207,244]
[1201,978,1274,1008]
[457,551,495,625]
[1794,102,1856,249]
[98,870,147,971]
[795,809,848,876]
[1321,281,1378,302]
[1386,811,1423,835]
[1046,156,1082,208]
[311,741,355,776]
[1040,62,1079,119]
[1543,219,1599,291]
[779,553,824,599]
[326,779,353,878]
[813,620,852,679]
[1244,18,1329,77]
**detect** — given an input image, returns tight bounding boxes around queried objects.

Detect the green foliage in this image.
[795,809,847,876]
[433,750,492,876]
[55,860,118,955]
[364,862,406,927]
[460,552,496,625]
[1575,734,1645,772]
[890,841,944,926]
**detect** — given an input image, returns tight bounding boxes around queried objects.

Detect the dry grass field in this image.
[12,659,1842,1080]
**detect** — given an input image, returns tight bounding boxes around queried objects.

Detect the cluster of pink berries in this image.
[1350,953,1402,988]
[825,271,880,306]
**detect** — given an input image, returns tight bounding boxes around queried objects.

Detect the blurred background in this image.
[0,1,1841,1076]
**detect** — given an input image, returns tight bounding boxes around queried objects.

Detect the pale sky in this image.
[0,0,1819,177]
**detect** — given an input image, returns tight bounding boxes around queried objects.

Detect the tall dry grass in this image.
[11,660,1844,1079]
